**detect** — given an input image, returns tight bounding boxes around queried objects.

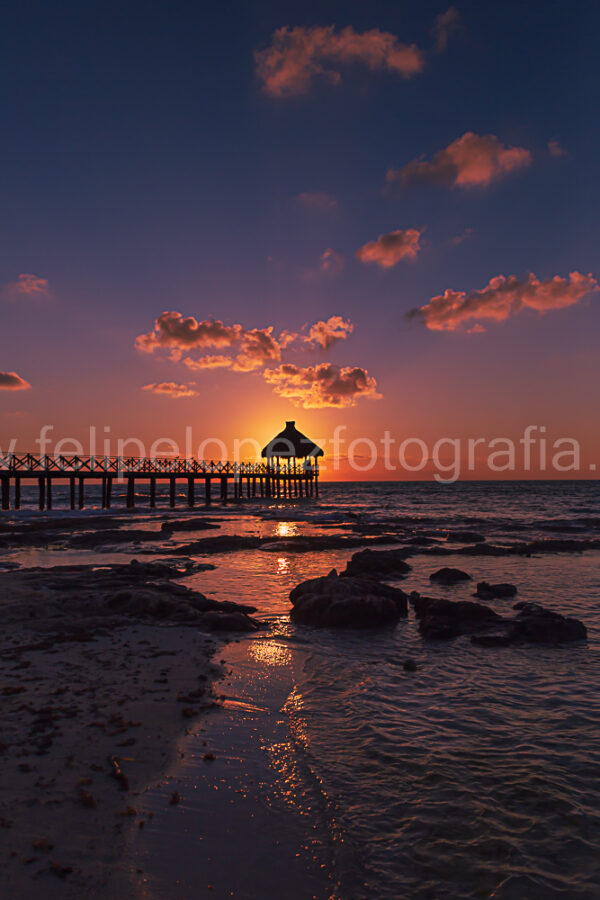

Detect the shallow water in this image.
[3,480,600,898]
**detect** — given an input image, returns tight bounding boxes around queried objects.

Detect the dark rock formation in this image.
[413,595,500,639]
[472,602,587,646]
[342,548,412,578]
[411,593,586,646]
[429,567,472,585]
[289,569,408,628]
[475,581,518,600]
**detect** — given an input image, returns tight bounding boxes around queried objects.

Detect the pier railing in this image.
[0,452,318,476]
[0,452,319,510]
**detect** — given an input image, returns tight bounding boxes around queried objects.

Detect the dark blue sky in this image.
[1,0,599,463]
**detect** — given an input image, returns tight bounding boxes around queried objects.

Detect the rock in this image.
[445,531,486,544]
[342,548,412,578]
[200,611,260,632]
[429,567,472,585]
[289,569,408,628]
[160,518,221,534]
[413,595,501,640]
[470,601,587,646]
[403,659,417,672]
[510,602,587,644]
[475,581,517,600]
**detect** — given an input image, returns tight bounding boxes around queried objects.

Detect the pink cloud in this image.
[387,132,532,189]
[255,25,424,97]
[5,273,49,298]
[432,6,460,51]
[263,362,381,408]
[304,315,354,349]
[356,228,422,268]
[320,248,345,274]
[548,139,567,157]
[408,271,599,331]
[0,371,31,390]
[136,312,242,354]
[142,381,198,398]
[297,191,337,210]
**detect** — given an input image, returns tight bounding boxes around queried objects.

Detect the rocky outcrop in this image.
[413,595,500,639]
[475,581,517,600]
[429,567,472,585]
[411,593,587,646]
[472,602,587,646]
[289,569,408,628]
[342,548,412,578]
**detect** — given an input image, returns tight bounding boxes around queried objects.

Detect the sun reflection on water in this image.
[274,521,299,538]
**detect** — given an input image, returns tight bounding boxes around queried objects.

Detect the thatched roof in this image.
[261,421,324,459]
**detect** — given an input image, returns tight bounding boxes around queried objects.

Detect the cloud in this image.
[356,228,422,268]
[449,226,474,246]
[432,6,460,51]
[183,355,233,370]
[136,312,243,355]
[305,315,354,349]
[408,271,599,331]
[5,273,49,298]
[320,248,345,274]
[297,191,337,210]
[548,139,567,157]
[232,327,282,371]
[387,132,532,190]
[0,371,31,390]
[263,363,380,408]
[142,382,198,398]
[255,25,424,97]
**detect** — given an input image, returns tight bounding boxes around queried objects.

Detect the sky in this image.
[1,0,599,479]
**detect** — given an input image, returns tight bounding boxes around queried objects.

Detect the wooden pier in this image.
[0,453,319,511]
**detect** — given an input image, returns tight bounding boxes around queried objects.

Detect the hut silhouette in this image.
[261,421,323,498]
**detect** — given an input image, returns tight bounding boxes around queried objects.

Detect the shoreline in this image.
[115,633,338,899]
[0,561,257,899]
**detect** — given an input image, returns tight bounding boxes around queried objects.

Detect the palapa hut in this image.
[261,421,323,498]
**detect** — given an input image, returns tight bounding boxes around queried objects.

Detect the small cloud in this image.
[5,273,49,299]
[408,270,598,331]
[548,139,568,157]
[432,6,460,51]
[387,132,532,190]
[467,323,486,333]
[449,227,474,246]
[304,315,354,349]
[183,355,233,370]
[142,381,198,398]
[255,25,424,97]
[263,362,380,408]
[320,248,345,274]
[0,370,32,390]
[356,228,422,268]
[296,191,337,211]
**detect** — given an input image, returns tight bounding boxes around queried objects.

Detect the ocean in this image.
[3,480,600,898]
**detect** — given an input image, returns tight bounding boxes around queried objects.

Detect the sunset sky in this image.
[1,0,598,478]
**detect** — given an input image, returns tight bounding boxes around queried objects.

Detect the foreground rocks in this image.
[475,581,518,600]
[342,548,412,578]
[0,559,261,634]
[429,567,472,585]
[411,594,587,646]
[289,569,408,627]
